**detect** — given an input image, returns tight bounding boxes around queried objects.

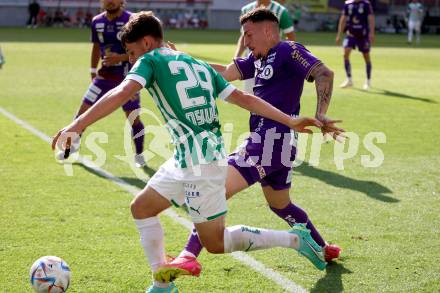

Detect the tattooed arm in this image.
[309,63,345,139]
[310,63,334,119]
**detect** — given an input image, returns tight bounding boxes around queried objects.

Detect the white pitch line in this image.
[0,107,307,293]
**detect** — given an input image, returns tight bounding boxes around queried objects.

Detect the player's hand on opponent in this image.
[316,114,345,142]
[165,41,178,51]
[102,52,124,66]
[288,117,323,134]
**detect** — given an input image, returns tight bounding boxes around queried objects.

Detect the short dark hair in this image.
[240,7,279,26]
[120,11,163,45]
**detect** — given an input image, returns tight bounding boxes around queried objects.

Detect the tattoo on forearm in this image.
[313,64,333,116]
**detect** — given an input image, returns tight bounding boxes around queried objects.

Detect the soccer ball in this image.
[29,256,71,293]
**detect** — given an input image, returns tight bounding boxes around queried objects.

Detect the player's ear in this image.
[143,36,152,51]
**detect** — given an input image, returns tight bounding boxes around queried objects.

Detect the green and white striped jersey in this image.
[241,1,294,34]
[126,47,235,168]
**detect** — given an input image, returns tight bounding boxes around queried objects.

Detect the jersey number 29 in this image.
[168,61,213,109]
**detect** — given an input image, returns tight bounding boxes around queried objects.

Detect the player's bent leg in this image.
[177,164,250,257]
[225,164,250,199]
[288,224,326,270]
[163,164,250,279]
[131,185,171,219]
[153,216,225,282]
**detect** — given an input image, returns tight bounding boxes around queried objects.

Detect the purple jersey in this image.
[234,41,321,142]
[91,10,131,82]
[343,0,373,38]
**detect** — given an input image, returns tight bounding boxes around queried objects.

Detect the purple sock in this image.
[270,202,326,247]
[366,62,372,80]
[131,121,144,155]
[344,59,352,78]
[184,228,203,257]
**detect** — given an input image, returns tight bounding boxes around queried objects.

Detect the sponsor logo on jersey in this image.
[266,52,277,63]
[257,64,274,80]
[291,50,311,68]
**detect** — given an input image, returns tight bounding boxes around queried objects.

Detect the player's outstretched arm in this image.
[210,62,241,82]
[51,79,142,151]
[225,89,323,133]
[310,63,345,140]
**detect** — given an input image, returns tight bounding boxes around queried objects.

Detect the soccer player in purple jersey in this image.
[62,0,146,167]
[336,0,375,90]
[53,11,337,292]
[156,8,343,282]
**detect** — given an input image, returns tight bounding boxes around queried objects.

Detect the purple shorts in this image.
[228,138,296,191]
[343,36,370,53]
[82,78,140,112]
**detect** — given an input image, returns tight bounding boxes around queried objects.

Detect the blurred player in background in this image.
[64,0,146,167]
[336,0,375,90]
[0,46,4,69]
[27,0,40,28]
[407,0,424,45]
[236,0,296,94]
[53,11,335,293]
[158,8,342,282]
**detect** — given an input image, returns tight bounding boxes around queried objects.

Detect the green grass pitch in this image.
[0,28,439,292]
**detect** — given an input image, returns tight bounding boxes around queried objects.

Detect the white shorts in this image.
[147,158,228,223]
[408,20,421,32]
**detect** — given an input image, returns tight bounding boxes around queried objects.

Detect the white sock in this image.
[223,225,299,253]
[178,250,196,259]
[134,217,166,273]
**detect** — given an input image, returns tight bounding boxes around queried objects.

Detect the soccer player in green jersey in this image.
[52,11,334,293]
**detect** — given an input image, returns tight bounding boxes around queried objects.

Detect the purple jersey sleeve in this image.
[90,17,99,43]
[283,42,321,82]
[233,54,256,80]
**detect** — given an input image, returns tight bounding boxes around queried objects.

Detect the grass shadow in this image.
[74,162,156,190]
[310,262,353,293]
[295,163,398,203]
[353,88,437,104]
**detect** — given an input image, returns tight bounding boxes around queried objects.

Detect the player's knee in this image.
[130,196,141,217]
[130,193,149,218]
